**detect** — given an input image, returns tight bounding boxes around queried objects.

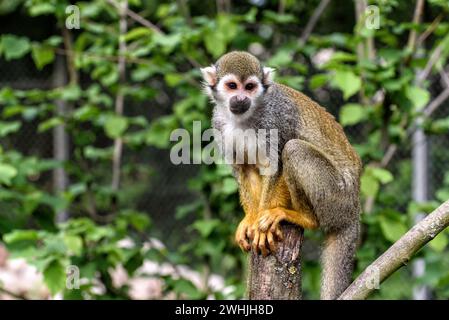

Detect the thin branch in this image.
[406,0,426,53]
[354,0,369,105]
[273,0,286,46]
[380,144,398,168]
[111,0,128,193]
[106,0,162,33]
[0,286,28,300]
[423,86,449,117]
[416,43,443,85]
[299,0,331,45]
[177,0,192,26]
[339,199,449,300]
[216,0,231,13]
[54,47,151,65]
[416,13,444,48]
[61,28,78,84]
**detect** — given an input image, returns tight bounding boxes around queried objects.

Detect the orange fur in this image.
[237,165,317,230]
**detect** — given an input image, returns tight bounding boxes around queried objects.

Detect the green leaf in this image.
[192,219,221,238]
[204,31,226,58]
[153,33,181,54]
[405,86,430,110]
[379,216,407,242]
[0,121,20,137]
[31,44,55,70]
[1,35,30,60]
[172,278,203,299]
[221,178,238,195]
[267,50,292,67]
[429,232,448,252]
[371,167,394,184]
[28,3,55,16]
[339,104,366,126]
[164,73,183,87]
[104,115,129,139]
[3,230,39,243]
[63,235,83,256]
[332,70,361,100]
[0,163,18,185]
[127,212,151,232]
[309,74,328,90]
[263,10,296,24]
[43,259,66,295]
[44,237,68,255]
[124,27,152,42]
[361,171,379,198]
[361,166,393,199]
[38,117,64,132]
[60,85,82,101]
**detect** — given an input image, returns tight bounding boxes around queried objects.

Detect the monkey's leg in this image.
[281,139,360,300]
[258,207,318,234]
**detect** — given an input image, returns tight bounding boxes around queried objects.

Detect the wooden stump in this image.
[247,223,304,300]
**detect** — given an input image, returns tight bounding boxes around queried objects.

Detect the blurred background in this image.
[0,0,448,300]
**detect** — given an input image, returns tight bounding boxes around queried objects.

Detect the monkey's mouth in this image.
[230,102,250,115]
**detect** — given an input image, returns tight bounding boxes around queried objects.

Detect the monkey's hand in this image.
[235,216,281,256]
[259,207,319,237]
[235,216,255,252]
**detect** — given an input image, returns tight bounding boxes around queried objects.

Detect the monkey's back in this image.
[274,83,361,175]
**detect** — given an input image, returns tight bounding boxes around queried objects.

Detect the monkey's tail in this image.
[320,221,359,300]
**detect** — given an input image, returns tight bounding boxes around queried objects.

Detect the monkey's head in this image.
[201,51,275,120]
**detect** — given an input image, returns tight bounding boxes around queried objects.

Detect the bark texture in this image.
[247,224,304,300]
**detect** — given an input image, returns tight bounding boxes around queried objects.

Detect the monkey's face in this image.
[216,74,264,116]
[201,63,274,122]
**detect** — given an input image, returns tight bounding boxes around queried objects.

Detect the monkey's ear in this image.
[262,67,275,85]
[200,65,217,87]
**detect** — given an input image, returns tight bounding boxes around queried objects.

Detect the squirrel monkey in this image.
[201,51,362,300]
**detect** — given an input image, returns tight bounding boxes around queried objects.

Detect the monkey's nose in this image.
[230,96,251,114]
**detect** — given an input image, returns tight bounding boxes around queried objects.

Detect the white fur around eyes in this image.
[217,74,238,92]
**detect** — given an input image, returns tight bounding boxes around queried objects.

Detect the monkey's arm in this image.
[244,169,318,256]
[234,166,287,256]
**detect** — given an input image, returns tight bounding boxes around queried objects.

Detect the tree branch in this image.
[106,0,162,33]
[416,13,444,48]
[339,199,449,300]
[111,0,127,193]
[299,0,331,45]
[247,224,304,300]
[0,286,28,300]
[406,0,425,53]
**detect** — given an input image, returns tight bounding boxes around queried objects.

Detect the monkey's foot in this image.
[235,217,256,252]
[251,228,280,257]
[258,207,319,235]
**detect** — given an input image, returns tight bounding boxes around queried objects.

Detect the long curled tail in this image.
[321,221,359,300]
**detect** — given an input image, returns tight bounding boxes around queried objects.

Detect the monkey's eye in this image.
[227,82,237,90]
[245,83,255,91]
